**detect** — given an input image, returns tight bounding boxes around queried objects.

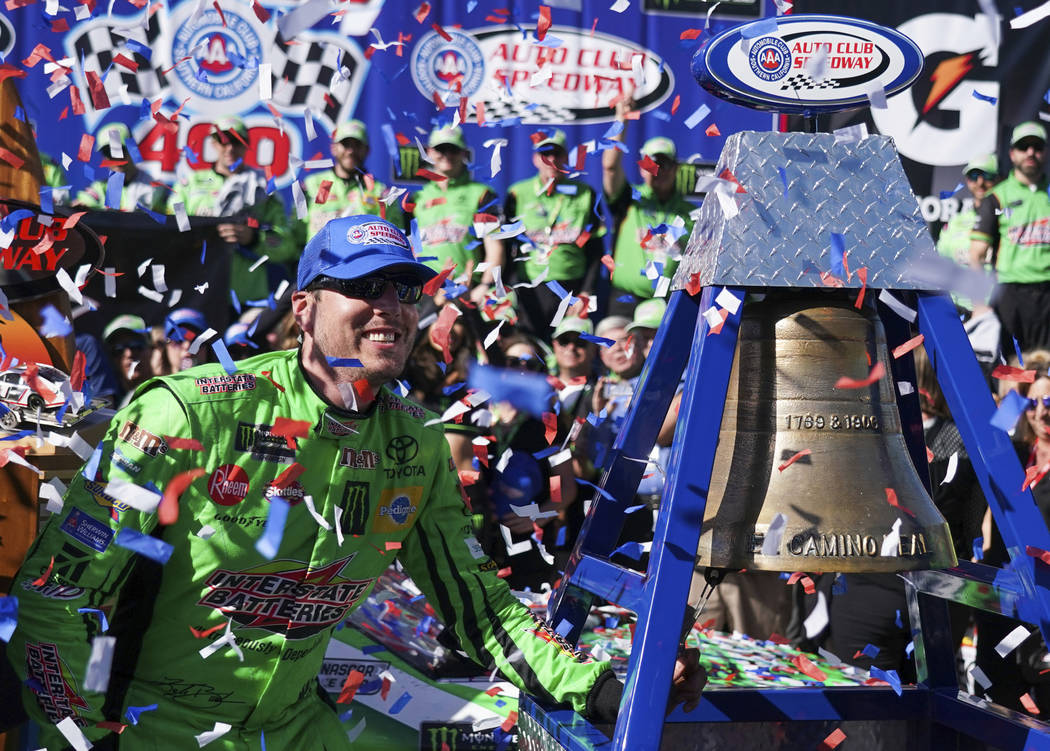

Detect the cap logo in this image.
[346,222,411,249]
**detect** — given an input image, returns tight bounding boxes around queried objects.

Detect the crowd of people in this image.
[23,102,1050,727]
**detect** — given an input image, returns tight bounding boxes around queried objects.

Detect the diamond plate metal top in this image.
[672,131,938,290]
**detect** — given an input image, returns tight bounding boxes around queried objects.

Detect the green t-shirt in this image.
[506,176,604,281]
[9,349,611,749]
[608,183,696,298]
[300,170,406,243]
[412,172,495,276]
[972,172,1050,284]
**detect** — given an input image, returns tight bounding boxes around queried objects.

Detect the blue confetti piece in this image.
[684,103,713,129]
[468,363,553,419]
[578,333,615,347]
[38,186,54,214]
[624,504,647,514]
[555,525,566,547]
[870,666,902,696]
[38,304,72,337]
[339,708,354,722]
[124,704,157,725]
[971,90,997,105]
[265,176,276,194]
[829,232,846,277]
[77,607,109,632]
[361,643,388,654]
[554,183,578,195]
[255,498,289,560]
[0,596,17,642]
[0,429,32,441]
[466,0,477,10]
[389,691,412,714]
[605,615,619,629]
[0,208,34,233]
[212,339,238,375]
[860,643,880,659]
[200,240,207,264]
[555,619,573,637]
[82,443,104,482]
[991,390,1030,432]
[124,38,151,61]
[261,730,266,751]
[114,528,174,564]
[939,182,964,200]
[1014,336,1024,367]
[545,280,570,300]
[741,17,779,38]
[577,478,616,502]
[231,289,242,314]
[905,640,914,657]
[13,105,24,121]
[326,357,363,368]
[136,202,167,224]
[612,541,645,560]
[895,609,903,629]
[973,537,984,562]
[650,110,672,122]
[441,381,465,396]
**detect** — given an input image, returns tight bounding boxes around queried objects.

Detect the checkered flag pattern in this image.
[70,15,168,100]
[468,97,576,124]
[270,37,355,128]
[779,73,842,91]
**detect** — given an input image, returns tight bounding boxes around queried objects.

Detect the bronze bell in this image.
[695,291,957,573]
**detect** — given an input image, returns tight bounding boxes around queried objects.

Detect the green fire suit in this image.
[9,349,615,750]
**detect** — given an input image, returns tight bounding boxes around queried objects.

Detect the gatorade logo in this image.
[209,464,250,506]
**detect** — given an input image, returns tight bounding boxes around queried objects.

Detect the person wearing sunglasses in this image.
[101,312,154,408]
[970,121,1050,353]
[6,215,706,749]
[937,154,998,275]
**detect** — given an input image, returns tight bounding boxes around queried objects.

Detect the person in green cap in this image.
[101,313,154,407]
[971,120,1050,351]
[938,154,999,271]
[603,97,697,318]
[505,129,605,340]
[300,119,406,242]
[74,123,166,212]
[167,116,298,303]
[410,125,503,302]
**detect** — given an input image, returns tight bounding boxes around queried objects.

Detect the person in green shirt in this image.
[299,119,406,243]
[410,125,503,303]
[73,123,167,213]
[970,121,1050,351]
[167,116,298,304]
[935,154,999,310]
[505,129,605,340]
[603,99,696,319]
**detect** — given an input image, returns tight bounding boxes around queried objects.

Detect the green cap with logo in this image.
[1010,121,1047,147]
[103,314,148,343]
[333,119,368,145]
[553,316,594,340]
[641,137,677,160]
[534,129,567,151]
[626,298,667,333]
[428,125,466,150]
[963,154,998,176]
[213,115,249,140]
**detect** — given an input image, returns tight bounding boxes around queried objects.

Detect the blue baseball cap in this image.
[297,216,437,290]
[166,307,208,342]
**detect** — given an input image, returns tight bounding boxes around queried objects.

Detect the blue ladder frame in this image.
[525,288,1050,751]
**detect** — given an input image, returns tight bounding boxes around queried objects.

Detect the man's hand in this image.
[667,647,707,714]
[217,222,255,246]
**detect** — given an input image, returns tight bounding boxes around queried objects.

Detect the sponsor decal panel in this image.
[385,435,420,464]
[85,479,131,520]
[60,508,113,553]
[25,642,91,725]
[339,447,379,470]
[197,555,371,639]
[420,722,514,751]
[265,479,305,506]
[118,420,169,457]
[339,481,370,536]
[317,657,390,695]
[235,422,295,464]
[208,463,250,506]
[373,486,423,534]
[21,580,85,600]
[377,393,426,419]
[346,221,413,248]
[196,374,257,394]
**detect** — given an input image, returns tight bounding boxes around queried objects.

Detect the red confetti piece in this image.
[476,101,486,126]
[414,1,430,22]
[786,572,803,586]
[159,468,207,525]
[496,566,512,579]
[423,259,457,297]
[501,711,518,733]
[22,364,57,402]
[800,576,816,595]
[380,676,392,700]
[542,412,557,445]
[885,487,916,518]
[892,334,924,359]
[992,365,1037,383]
[767,632,789,645]
[637,154,659,175]
[550,474,562,504]
[575,229,591,248]
[854,267,868,309]
[337,670,365,704]
[271,417,311,450]
[95,721,126,734]
[431,22,452,41]
[271,462,306,489]
[485,686,503,696]
[671,95,681,114]
[85,70,111,110]
[77,134,95,162]
[1023,465,1050,492]
[259,370,286,393]
[791,654,827,682]
[459,470,480,486]
[926,447,935,463]
[685,272,703,296]
[705,123,721,136]
[718,168,747,193]
[32,556,54,587]
[416,168,447,182]
[165,436,204,450]
[211,0,226,25]
[353,378,375,406]
[70,84,85,116]
[112,53,139,72]
[834,361,885,389]
[385,541,402,551]
[0,65,27,83]
[680,28,703,39]
[1026,545,1050,565]
[536,5,551,40]
[0,147,24,169]
[250,0,269,21]
[778,449,811,472]
[314,180,332,205]
[472,442,489,468]
[1021,693,1040,715]
[189,622,226,639]
[70,350,86,392]
[818,728,847,750]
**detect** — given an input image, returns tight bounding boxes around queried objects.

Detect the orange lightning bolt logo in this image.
[923,53,974,114]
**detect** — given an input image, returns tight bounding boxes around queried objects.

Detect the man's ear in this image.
[291,290,314,335]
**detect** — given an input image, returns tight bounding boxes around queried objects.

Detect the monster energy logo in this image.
[339,481,369,536]
[427,726,458,751]
[420,722,507,751]
[398,145,423,184]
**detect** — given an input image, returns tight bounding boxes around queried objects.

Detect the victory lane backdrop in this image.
[4,0,779,213]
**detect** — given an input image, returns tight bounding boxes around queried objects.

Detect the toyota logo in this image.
[385,435,419,464]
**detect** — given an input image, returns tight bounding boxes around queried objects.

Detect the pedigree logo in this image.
[411,26,672,125]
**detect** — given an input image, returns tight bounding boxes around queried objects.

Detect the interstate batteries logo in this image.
[198,555,372,639]
[25,642,90,724]
[411,26,672,124]
[170,5,263,113]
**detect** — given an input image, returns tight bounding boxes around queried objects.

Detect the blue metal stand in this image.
[521,287,1050,751]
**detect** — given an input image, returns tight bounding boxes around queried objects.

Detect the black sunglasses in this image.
[506,355,546,373]
[110,339,147,355]
[309,274,424,304]
[965,169,994,181]
[1013,140,1045,152]
[1028,395,1050,410]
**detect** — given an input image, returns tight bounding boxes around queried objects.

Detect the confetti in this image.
[83,635,116,692]
[255,498,289,560]
[892,334,924,359]
[0,596,17,642]
[990,390,1030,432]
[338,669,366,703]
[761,512,788,556]
[834,362,885,389]
[818,728,847,750]
[195,721,233,747]
[115,529,174,564]
[995,625,1031,657]
[159,469,207,525]
[56,717,92,751]
[683,103,712,130]
[1010,1,1050,28]
[1021,693,1040,715]
[777,449,810,472]
[791,653,827,682]
[885,487,915,518]
[991,365,1037,383]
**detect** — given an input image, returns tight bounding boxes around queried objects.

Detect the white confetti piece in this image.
[172,201,190,232]
[1010,0,1050,27]
[292,179,308,220]
[473,717,502,732]
[969,664,992,689]
[40,477,66,514]
[803,591,829,638]
[83,636,116,692]
[151,264,167,293]
[715,189,739,219]
[761,512,788,556]
[303,495,332,531]
[501,524,534,556]
[346,717,367,742]
[104,267,117,298]
[276,0,330,38]
[105,479,161,513]
[942,452,959,485]
[549,292,573,330]
[258,62,272,99]
[188,328,218,355]
[832,123,869,143]
[995,625,1031,657]
[702,305,725,328]
[897,381,915,396]
[137,286,164,303]
[865,84,888,110]
[333,507,345,546]
[199,620,244,662]
[683,103,712,130]
[880,517,902,557]
[654,276,671,298]
[609,0,629,10]
[56,716,92,751]
[818,646,843,667]
[55,268,83,305]
[803,47,827,80]
[530,66,553,86]
[631,53,645,87]
[483,138,508,179]
[483,319,506,350]
[426,400,472,426]
[548,449,572,468]
[878,290,917,322]
[715,287,743,314]
[67,431,94,461]
[197,525,216,539]
[195,721,233,747]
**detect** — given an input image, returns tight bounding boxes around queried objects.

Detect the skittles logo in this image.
[411,29,485,100]
[749,37,791,82]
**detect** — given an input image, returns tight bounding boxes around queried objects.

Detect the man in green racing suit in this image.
[7,215,703,749]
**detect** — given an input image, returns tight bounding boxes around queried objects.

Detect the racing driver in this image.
[7,215,704,749]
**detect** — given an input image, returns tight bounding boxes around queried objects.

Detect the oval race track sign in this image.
[692,15,924,114]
